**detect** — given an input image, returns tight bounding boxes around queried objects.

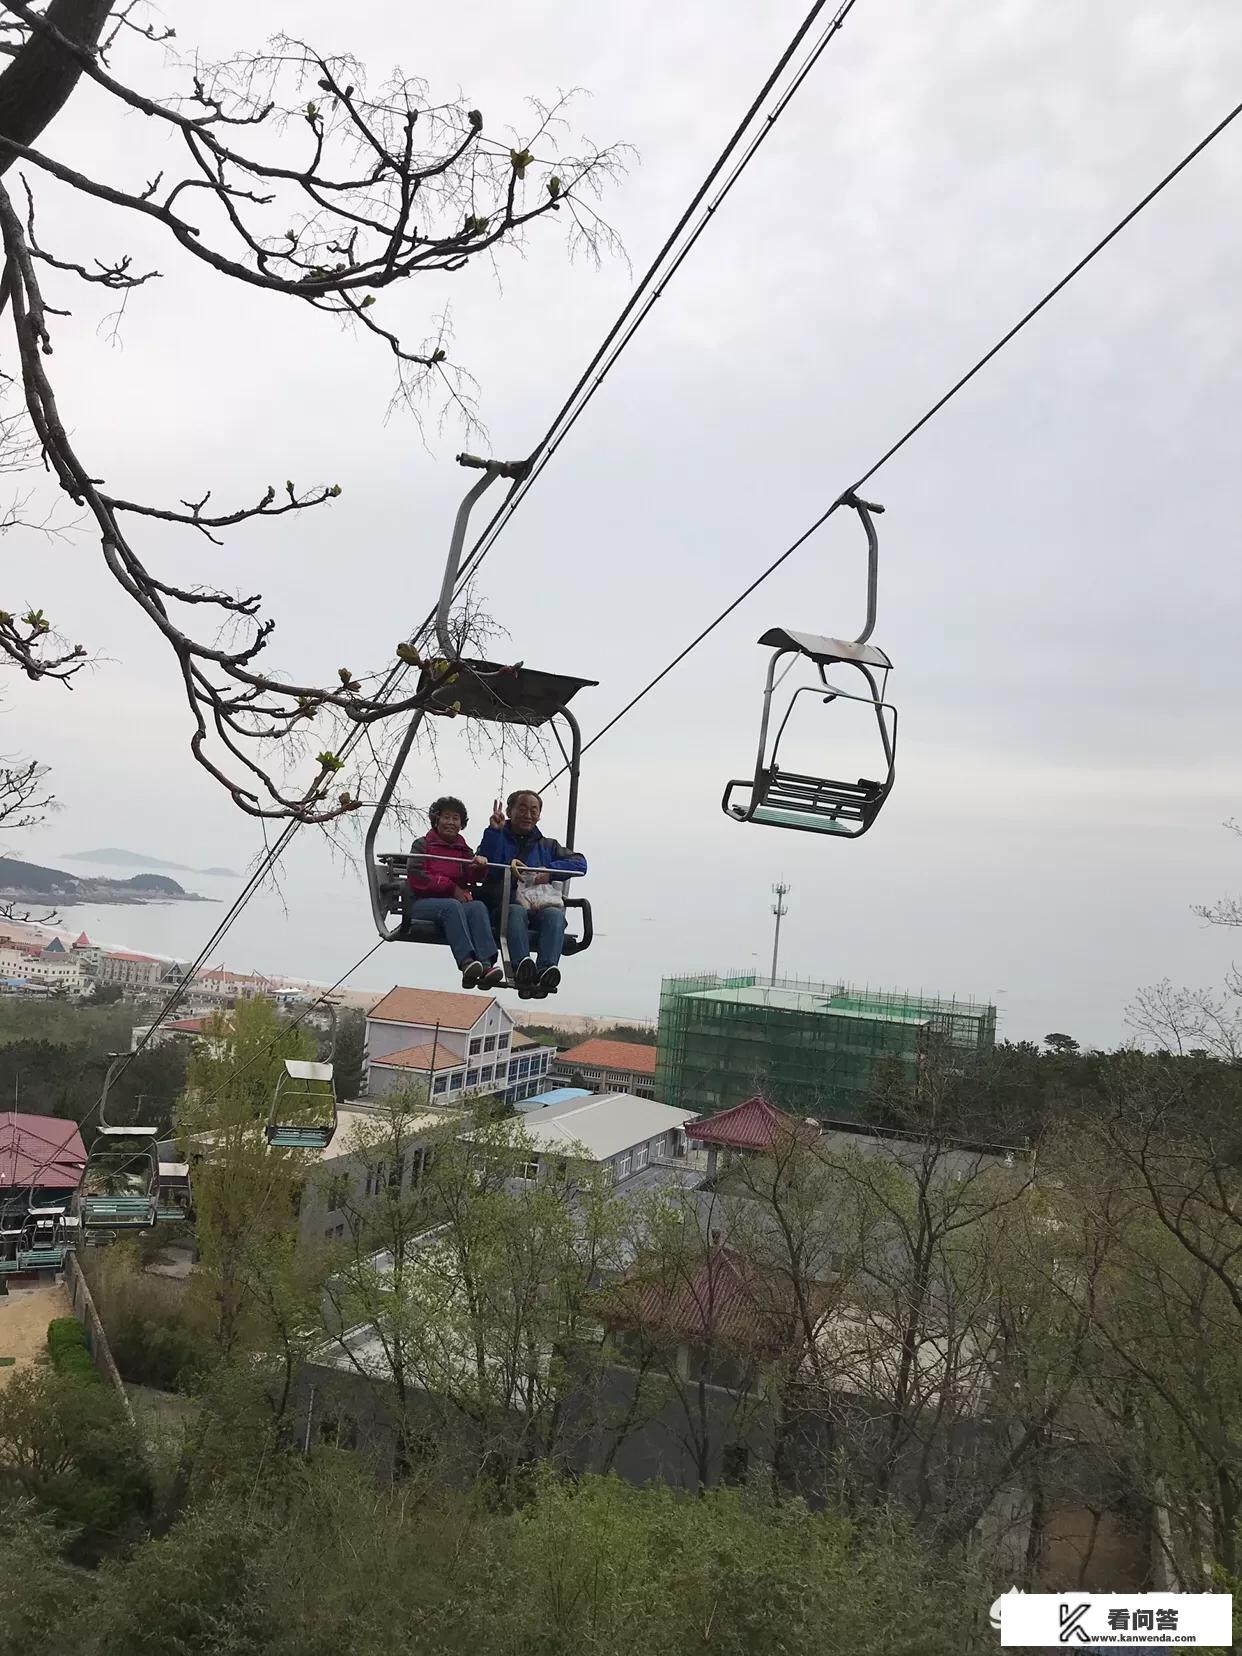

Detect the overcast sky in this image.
[4,0,1241,1045]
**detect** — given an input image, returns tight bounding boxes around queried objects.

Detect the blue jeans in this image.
[408,896,497,969]
[507,903,567,972]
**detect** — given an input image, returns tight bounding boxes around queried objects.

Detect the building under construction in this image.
[655,973,997,1121]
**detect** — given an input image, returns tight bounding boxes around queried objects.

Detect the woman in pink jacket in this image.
[407,796,504,989]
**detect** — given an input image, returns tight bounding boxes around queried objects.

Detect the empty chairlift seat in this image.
[723,628,897,838]
[78,1127,160,1230]
[16,1207,70,1270]
[723,492,898,840]
[156,1161,193,1221]
[266,1059,337,1150]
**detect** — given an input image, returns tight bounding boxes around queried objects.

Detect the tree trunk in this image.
[0,0,117,175]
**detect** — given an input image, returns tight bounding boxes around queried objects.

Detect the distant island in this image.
[0,856,215,907]
[64,847,239,878]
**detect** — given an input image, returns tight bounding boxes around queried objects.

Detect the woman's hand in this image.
[473,855,489,868]
[453,886,473,903]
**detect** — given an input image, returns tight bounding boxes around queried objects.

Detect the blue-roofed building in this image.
[513,1086,592,1115]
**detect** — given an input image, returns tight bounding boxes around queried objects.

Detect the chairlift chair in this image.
[16,1206,69,1271]
[266,1059,337,1149]
[0,1226,21,1273]
[365,453,595,983]
[723,494,897,838]
[155,1162,193,1221]
[76,1054,160,1233]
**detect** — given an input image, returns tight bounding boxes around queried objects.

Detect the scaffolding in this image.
[655,972,997,1120]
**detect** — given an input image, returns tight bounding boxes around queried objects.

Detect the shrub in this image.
[46,1318,102,1386]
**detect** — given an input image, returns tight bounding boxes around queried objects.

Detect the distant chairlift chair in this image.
[722,494,897,838]
[16,1207,70,1271]
[155,1162,193,1221]
[77,1053,160,1234]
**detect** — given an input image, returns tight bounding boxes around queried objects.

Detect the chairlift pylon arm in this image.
[435,454,532,661]
[837,491,885,646]
[97,1051,128,1128]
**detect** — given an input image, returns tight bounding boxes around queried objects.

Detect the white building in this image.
[299,1101,464,1248]
[464,1091,702,1190]
[365,986,555,1106]
[26,937,85,993]
[96,949,166,990]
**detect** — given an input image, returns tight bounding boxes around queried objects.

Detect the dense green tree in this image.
[0,1368,149,1555]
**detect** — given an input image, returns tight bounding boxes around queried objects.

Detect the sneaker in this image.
[514,958,537,991]
[460,959,484,989]
[531,985,549,999]
[480,962,505,990]
[518,987,533,1001]
[537,966,561,996]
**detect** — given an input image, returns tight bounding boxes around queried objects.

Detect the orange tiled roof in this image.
[370,1041,464,1073]
[369,986,492,1032]
[556,1037,657,1076]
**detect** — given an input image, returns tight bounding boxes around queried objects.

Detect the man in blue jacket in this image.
[478,789,588,998]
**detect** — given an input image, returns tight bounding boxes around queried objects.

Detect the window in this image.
[364,1166,382,1198]
[484,1035,496,1052]
[469,1037,482,1056]
[518,1058,530,1078]
[616,1151,632,1180]
[448,1072,463,1091]
[517,1159,539,1182]
[498,1033,510,1049]
[433,1075,448,1095]
[649,1135,665,1162]
[480,1065,493,1082]
[327,1174,349,1212]
[388,1156,404,1190]
[466,1068,479,1085]
[634,1143,649,1171]
[324,1223,346,1242]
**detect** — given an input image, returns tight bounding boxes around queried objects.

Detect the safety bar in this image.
[391,853,584,878]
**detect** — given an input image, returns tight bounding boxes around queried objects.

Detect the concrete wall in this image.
[63,1251,136,1426]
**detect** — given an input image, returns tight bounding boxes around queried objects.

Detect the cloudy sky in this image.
[4,0,1240,1045]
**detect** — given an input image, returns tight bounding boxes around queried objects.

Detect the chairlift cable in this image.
[437,0,862,612]
[544,91,1242,784]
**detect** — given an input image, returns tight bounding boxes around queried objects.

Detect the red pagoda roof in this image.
[0,1111,87,1190]
[683,1095,819,1151]
[608,1242,831,1354]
